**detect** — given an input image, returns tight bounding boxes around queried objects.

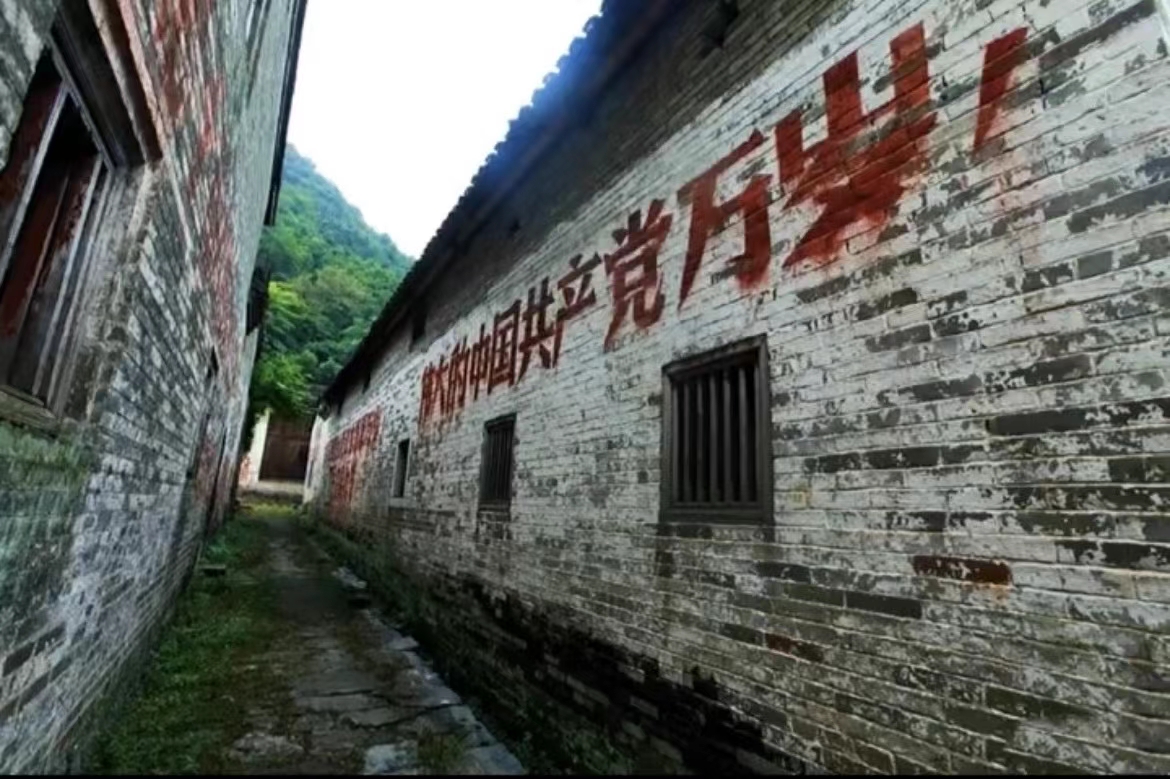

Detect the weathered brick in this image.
[306,0,1170,773]
[0,0,302,771]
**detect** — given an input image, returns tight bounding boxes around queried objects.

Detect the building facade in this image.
[0,0,304,770]
[310,0,1170,773]
[239,410,312,489]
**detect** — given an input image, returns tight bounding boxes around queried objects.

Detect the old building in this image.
[239,410,313,489]
[309,0,1170,773]
[0,0,304,770]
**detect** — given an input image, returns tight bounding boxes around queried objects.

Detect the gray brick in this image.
[0,0,301,770]
[305,0,1170,773]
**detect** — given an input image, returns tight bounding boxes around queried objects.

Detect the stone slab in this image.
[364,742,419,775]
[297,692,385,713]
[227,733,305,764]
[342,707,412,729]
[293,668,380,697]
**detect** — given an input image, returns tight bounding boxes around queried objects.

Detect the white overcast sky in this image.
[285,0,603,259]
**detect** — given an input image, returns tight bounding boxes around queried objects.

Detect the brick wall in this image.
[310,0,1170,772]
[0,0,298,770]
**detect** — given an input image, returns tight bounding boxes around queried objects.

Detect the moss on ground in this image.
[417,726,469,773]
[91,506,286,775]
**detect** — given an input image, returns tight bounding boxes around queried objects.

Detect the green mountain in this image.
[250,145,412,420]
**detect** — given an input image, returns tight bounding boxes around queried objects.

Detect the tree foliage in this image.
[249,146,411,420]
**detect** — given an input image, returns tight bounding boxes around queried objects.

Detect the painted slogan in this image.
[326,410,381,523]
[419,22,1032,427]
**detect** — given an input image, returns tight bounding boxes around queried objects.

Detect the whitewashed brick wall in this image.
[312,0,1170,772]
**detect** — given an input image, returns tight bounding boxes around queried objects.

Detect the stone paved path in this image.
[225,515,523,775]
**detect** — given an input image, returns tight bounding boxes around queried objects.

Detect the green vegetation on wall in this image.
[250,146,412,419]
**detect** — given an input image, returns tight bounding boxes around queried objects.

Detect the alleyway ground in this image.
[94,502,523,775]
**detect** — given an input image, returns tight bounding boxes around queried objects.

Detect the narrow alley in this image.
[4,0,1170,774]
[96,502,523,776]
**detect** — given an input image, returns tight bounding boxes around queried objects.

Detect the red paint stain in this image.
[974,28,1029,152]
[327,410,382,522]
[911,554,1013,585]
[776,23,937,269]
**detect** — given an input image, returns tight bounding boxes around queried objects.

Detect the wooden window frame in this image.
[246,265,269,334]
[392,438,410,499]
[0,4,149,430]
[478,413,516,510]
[660,335,772,525]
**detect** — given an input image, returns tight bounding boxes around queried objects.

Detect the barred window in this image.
[478,415,515,508]
[661,336,771,523]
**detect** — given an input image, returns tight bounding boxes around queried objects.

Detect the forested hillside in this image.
[251,146,412,419]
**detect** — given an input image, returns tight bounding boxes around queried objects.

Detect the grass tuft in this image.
[416,727,467,773]
[92,508,285,775]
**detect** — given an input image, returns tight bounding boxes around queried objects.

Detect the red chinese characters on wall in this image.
[678,131,772,307]
[519,278,561,378]
[974,28,1030,152]
[417,22,1032,428]
[775,23,936,268]
[326,410,381,521]
[419,251,599,425]
[604,199,673,349]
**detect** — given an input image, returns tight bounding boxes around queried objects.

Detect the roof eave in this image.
[321,0,676,408]
[264,0,308,227]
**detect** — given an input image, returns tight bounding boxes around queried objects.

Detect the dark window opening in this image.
[410,301,427,349]
[246,265,269,334]
[0,51,113,405]
[393,438,410,498]
[479,415,515,508]
[661,336,771,523]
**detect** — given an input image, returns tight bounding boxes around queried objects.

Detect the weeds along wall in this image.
[309,0,1170,773]
[0,0,299,770]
